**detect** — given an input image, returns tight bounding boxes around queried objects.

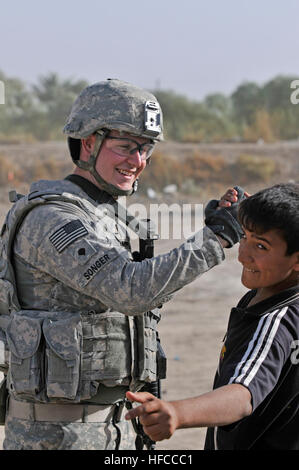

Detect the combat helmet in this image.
[63,78,163,197]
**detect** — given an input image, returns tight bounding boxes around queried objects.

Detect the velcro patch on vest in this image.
[78,250,120,287]
[49,219,88,253]
[83,254,111,282]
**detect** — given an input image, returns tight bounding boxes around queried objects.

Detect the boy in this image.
[125,183,299,450]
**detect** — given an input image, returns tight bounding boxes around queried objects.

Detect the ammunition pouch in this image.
[6,311,82,402]
[3,308,163,403]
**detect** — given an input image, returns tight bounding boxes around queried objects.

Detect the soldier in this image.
[0,79,245,450]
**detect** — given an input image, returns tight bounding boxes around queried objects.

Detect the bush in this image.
[231,154,277,184]
[0,154,21,186]
[242,109,276,142]
[24,156,73,182]
[184,151,227,182]
[139,151,187,191]
[139,150,235,195]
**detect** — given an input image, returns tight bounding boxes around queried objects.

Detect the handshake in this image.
[205,186,249,248]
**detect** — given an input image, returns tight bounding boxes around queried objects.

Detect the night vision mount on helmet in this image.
[63,79,163,197]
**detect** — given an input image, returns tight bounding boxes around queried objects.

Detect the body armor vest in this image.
[0,187,161,403]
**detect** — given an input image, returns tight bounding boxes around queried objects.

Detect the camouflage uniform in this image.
[4,414,135,450]
[1,177,224,450]
[0,80,230,450]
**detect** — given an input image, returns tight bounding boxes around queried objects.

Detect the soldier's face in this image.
[96,130,148,192]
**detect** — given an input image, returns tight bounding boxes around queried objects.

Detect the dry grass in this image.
[0,139,297,204]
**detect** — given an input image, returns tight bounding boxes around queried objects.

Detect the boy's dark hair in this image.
[238,183,299,255]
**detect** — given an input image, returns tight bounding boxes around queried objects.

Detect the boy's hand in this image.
[219,187,251,208]
[125,391,179,441]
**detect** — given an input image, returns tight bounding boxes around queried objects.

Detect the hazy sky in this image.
[1,0,298,100]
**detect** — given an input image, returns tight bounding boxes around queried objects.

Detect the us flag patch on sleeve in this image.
[49,219,88,253]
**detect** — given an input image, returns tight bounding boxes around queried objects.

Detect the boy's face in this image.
[238,228,299,294]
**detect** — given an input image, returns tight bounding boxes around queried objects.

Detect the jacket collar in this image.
[237,285,299,316]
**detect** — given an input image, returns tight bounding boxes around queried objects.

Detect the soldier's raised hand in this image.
[205,186,249,248]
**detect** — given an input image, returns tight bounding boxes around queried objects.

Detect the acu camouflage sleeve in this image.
[14,204,225,315]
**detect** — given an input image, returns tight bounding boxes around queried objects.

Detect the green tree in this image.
[204,93,232,118]
[152,89,236,142]
[151,90,201,140]
[32,73,89,139]
[231,82,261,126]
[261,75,299,110]
[260,76,299,140]
[1,71,299,143]
[0,70,36,138]
[243,109,275,142]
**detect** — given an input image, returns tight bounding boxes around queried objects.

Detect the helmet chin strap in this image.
[76,131,137,198]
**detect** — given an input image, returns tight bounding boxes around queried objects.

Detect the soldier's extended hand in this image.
[205,186,250,248]
[125,391,178,441]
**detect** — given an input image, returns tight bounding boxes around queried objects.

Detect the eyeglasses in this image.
[104,135,155,161]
